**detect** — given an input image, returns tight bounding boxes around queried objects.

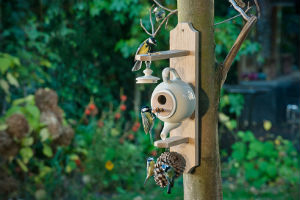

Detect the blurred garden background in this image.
[0,0,299,199]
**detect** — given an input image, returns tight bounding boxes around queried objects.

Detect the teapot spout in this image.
[160,122,181,140]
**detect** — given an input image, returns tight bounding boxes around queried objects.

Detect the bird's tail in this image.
[167,183,172,194]
[132,60,142,71]
[170,178,174,187]
[149,131,154,144]
[144,176,150,186]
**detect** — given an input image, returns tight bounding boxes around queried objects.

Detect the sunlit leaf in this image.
[0,57,12,74]
[263,120,272,131]
[0,79,9,94]
[219,112,229,123]
[16,158,28,172]
[43,144,53,157]
[69,154,80,160]
[40,128,50,142]
[6,72,19,87]
[0,124,7,131]
[40,59,52,68]
[20,147,34,163]
[21,137,34,146]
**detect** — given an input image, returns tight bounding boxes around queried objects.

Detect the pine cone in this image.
[35,88,58,111]
[6,114,29,139]
[40,111,62,139]
[55,126,74,146]
[0,131,13,153]
[154,152,186,187]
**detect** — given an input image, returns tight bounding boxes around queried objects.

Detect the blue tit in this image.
[144,157,155,186]
[141,106,156,143]
[153,7,166,22]
[162,164,176,194]
[132,37,157,71]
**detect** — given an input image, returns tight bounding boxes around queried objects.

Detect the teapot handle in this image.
[162,67,181,83]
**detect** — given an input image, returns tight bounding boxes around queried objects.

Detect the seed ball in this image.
[6,114,29,139]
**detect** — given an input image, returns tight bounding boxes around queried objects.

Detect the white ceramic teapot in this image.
[151,67,196,140]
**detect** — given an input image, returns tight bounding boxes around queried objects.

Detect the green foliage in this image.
[224,131,300,190]
[82,101,149,192]
[0,94,81,199]
[219,89,244,131]
[215,10,261,63]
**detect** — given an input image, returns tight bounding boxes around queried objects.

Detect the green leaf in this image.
[6,72,19,87]
[0,79,9,94]
[266,165,277,178]
[20,147,33,164]
[0,57,12,74]
[43,144,53,157]
[21,137,34,146]
[225,120,237,131]
[39,59,52,68]
[0,124,7,131]
[65,160,77,173]
[232,142,246,161]
[25,104,40,120]
[105,148,115,160]
[16,158,28,172]
[12,95,35,106]
[69,154,79,160]
[40,128,50,142]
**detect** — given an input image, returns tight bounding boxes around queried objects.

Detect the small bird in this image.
[153,7,166,22]
[162,164,176,194]
[233,0,246,8]
[144,157,155,186]
[140,106,156,143]
[132,37,157,71]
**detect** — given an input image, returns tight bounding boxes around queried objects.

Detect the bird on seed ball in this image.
[162,164,176,194]
[144,157,155,185]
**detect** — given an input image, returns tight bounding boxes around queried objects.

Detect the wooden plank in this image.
[169,23,199,173]
[135,50,189,61]
[154,136,189,148]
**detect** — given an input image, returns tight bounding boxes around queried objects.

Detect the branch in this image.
[228,0,250,21]
[220,16,257,87]
[152,0,176,12]
[214,6,251,26]
[140,3,177,38]
[140,19,152,36]
[149,4,155,34]
[254,0,261,18]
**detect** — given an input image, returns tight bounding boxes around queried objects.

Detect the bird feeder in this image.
[135,23,200,173]
[151,67,196,140]
[136,61,160,84]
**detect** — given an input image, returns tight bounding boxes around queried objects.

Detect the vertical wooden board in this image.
[170,23,199,173]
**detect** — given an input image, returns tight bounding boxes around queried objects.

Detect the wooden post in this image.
[177,0,223,199]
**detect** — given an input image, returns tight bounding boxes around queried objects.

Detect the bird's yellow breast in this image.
[138,43,150,54]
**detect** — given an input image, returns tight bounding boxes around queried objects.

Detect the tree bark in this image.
[177,0,223,199]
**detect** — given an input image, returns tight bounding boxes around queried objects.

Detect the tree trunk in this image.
[177,0,223,199]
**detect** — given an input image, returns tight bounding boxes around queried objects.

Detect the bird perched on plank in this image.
[162,164,176,194]
[132,37,157,71]
[153,7,166,22]
[144,157,155,186]
[140,106,156,143]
